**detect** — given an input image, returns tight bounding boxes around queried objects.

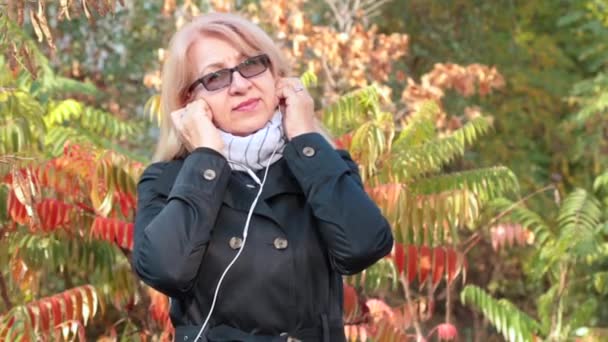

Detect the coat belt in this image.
[174,319,344,342]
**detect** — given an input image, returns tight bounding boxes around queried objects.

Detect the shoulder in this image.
[138,159,185,195]
[139,161,170,182]
[335,149,359,173]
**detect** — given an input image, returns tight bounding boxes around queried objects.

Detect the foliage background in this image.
[1,0,607,341]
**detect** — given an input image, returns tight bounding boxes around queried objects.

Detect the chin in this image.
[229,122,265,136]
[229,111,274,136]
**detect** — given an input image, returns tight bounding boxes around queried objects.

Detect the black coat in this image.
[132,133,393,342]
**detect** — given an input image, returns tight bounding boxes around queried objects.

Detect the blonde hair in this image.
[153,12,334,162]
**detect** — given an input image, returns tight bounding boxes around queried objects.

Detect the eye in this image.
[243,57,260,66]
[206,72,221,81]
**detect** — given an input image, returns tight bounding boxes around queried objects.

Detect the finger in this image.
[279,85,297,105]
[275,77,287,89]
[191,99,212,119]
[283,77,304,90]
[171,114,187,146]
[171,109,184,129]
[174,117,194,151]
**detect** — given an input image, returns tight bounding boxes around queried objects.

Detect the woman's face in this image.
[186,35,278,136]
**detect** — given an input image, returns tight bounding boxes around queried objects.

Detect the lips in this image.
[233,98,260,111]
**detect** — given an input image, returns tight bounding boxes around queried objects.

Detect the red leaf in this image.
[125,223,134,250]
[446,248,459,284]
[106,218,115,242]
[342,284,358,319]
[506,223,515,247]
[91,216,134,250]
[8,190,28,225]
[26,306,36,331]
[335,132,353,150]
[147,288,170,325]
[116,191,136,219]
[50,297,62,327]
[418,245,432,285]
[36,199,73,232]
[393,242,405,275]
[490,223,531,251]
[431,247,446,287]
[73,288,83,322]
[117,191,130,218]
[406,245,417,283]
[63,291,74,321]
[38,300,50,331]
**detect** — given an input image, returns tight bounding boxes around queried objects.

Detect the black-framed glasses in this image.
[187,54,271,93]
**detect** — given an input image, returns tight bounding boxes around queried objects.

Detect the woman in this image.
[132,12,393,342]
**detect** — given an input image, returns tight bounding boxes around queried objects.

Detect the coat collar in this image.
[152,157,302,228]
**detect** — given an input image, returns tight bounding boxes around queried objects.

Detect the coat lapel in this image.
[152,157,302,229]
[220,158,302,228]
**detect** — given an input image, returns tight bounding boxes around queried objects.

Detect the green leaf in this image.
[461,285,541,342]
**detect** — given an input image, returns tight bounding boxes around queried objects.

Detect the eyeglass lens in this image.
[200,55,270,91]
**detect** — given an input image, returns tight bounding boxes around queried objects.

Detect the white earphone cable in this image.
[192,144,280,341]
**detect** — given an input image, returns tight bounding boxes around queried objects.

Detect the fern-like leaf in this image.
[461,285,541,342]
[0,14,53,79]
[410,167,519,201]
[394,101,440,148]
[569,73,608,123]
[553,188,603,258]
[0,285,99,341]
[0,89,46,154]
[349,112,394,180]
[392,116,493,180]
[322,85,381,136]
[593,170,608,202]
[300,69,318,88]
[45,100,138,141]
[487,198,553,246]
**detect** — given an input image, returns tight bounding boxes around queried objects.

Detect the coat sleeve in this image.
[283,133,394,275]
[131,147,230,297]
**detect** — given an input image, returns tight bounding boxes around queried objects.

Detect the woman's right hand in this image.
[170,99,224,154]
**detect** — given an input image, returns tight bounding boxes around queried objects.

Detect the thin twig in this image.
[362,0,390,17]
[462,233,481,255]
[321,56,337,89]
[485,184,555,228]
[445,281,452,324]
[325,0,345,31]
[549,263,569,341]
[401,274,424,341]
[0,271,13,310]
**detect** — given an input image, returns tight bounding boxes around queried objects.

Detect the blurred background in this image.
[1,0,607,341]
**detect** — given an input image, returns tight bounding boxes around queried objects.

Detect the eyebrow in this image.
[199,53,248,77]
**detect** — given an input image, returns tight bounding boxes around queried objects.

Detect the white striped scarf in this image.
[219,111,286,172]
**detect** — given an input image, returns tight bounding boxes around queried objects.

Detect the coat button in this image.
[202,169,216,180]
[273,237,288,250]
[302,146,315,157]
[229,236,243,250]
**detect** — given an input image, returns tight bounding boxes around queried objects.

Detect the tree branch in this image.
[325,0,345,31]
[362,0,390,17]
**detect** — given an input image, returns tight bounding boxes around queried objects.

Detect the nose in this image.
[228,70,252,94]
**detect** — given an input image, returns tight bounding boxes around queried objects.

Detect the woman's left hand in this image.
[276,77,316,139]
